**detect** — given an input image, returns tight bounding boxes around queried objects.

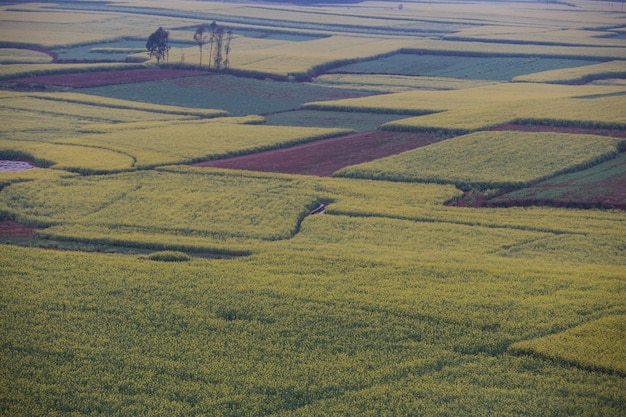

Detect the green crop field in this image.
[328,54,603,81]
[1,0,625,416]
[80,73,374,116]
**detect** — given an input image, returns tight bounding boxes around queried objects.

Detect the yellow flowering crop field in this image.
[306,83,626,132]
[510,315,626,376]
[57,122,351,169]
[335,131,624,189]
[313,74,498,93]
[0,48,52,65]
[514,60,626,84]
[1,0,625,415]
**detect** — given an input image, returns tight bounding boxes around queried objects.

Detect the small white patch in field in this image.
[0,160,38,172]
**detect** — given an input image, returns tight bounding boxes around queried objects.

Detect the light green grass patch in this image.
[509,315,626,376]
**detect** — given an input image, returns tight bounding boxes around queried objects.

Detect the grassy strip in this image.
[0,62,145,81]
[513,61,626,84]
[29,92,228,119]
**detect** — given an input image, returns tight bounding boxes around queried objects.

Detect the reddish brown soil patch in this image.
[491,124,626,138]
[4,68,207,88]
[0,220,37,238]
[446,191,492,208]
[192,131,449,176]
[487,156,626,211]
[0,160,38,171]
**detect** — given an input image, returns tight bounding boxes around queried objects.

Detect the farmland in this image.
[1,0,625,416]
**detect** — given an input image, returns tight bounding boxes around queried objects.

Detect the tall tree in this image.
[193,25,210,67]
[223,30,233,69]
[213,26,225,70]
[207,21,218,69]
[146,27,170,65]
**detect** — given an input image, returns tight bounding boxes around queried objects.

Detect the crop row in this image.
[312,74,497,93]
[29,92,227,118]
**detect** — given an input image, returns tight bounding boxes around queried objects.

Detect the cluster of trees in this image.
[146,22,233,69]
[194,22,233,70]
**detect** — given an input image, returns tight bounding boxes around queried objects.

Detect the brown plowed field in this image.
[0,220,37,238]
[192,130,449,176]
[4,68,207,88]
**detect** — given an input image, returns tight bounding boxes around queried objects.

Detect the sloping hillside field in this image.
[0,0,625,416]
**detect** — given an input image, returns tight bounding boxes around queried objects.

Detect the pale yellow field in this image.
[514,60,626,83]
[312,74,498,93]
[0,62,144,80]
[0,48,52,64]
[510,315,626,375]
[305,83,626,131]
[449,27,626,48]
[56,122,351,169]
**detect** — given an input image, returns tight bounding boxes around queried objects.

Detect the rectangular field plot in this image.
[306,83,626,132]
[328,54,603,81]
[81,73,374,116]
[334,131,623,190]
[514,60,626,84]
[264,110,408,131]
[57,121,351,169]
[487,153,626,209]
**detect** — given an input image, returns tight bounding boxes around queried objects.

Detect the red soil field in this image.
[4,68,207,88]
[0,220,37,238]
[485,156,626,210]
[192,130,449,176]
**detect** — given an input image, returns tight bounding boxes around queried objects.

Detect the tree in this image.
[207,21,218,69]
[213,25,225,70]
[193,21,233,71]
[193,25,210,67]
[146,27,170,65]
[223,30,233,69]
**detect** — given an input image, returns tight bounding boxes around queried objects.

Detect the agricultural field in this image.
[487,153,626,210]
[327,54,603,81]
[0,0,625,416]
[334,131,625,189]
